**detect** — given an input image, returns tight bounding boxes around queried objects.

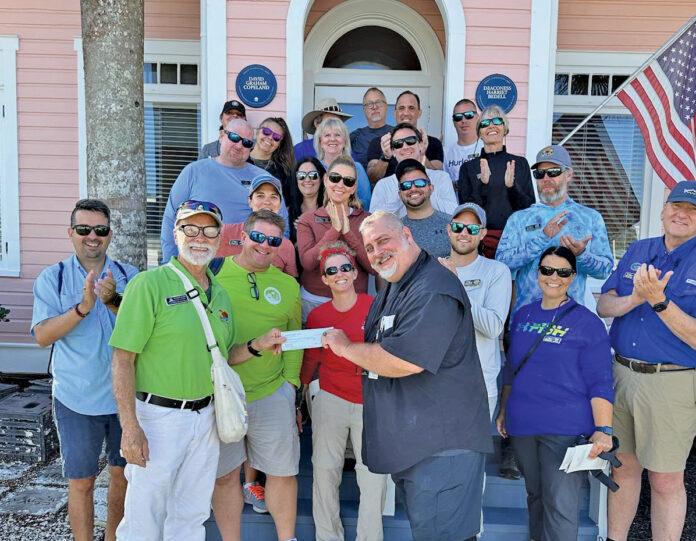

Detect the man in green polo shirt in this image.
[110,201,285,541]
[211,209,302,541]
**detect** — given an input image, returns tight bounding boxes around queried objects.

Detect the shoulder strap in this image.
[113,260,129,283]
[165,262,219,352]
[513,303,578,378]
[57,261,65,295]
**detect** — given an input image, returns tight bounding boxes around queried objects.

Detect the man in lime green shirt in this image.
[110,201,285,541]
[212,209,302,541]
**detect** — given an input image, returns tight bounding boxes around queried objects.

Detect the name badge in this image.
[380,315,395,332]
[687,279,696,287]
[241,180,251,186]
[526,223,541,231]
[166,295,188,306]
[368,371,379,380]
[464,279,481,288]
[315,217,332,223]
[228,239,242,246]
[543,336,562,344]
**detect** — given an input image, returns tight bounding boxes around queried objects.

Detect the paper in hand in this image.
[281,327,333,351]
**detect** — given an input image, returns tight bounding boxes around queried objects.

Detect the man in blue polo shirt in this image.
[598,180,696,541]
[321,210,492,541]
[31,199,138,541]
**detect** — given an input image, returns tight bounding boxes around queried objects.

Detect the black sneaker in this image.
[498,449,521,480]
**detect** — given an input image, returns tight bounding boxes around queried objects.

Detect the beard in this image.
[176,232,218,267]
[538,183,568,205]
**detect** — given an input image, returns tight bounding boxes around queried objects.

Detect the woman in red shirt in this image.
[301,241,387,541]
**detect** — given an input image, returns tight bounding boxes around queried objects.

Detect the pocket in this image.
[135,399,176,422]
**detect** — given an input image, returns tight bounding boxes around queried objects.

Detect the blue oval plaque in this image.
[475,74,517,114]
[235,64,277,108]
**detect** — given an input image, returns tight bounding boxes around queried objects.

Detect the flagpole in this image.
[559,14,696,146]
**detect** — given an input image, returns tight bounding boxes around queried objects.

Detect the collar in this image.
[72,253,111,278]
[661,234,696,257]
[395,250,427,288]
[169,256,215,288]
[480,145,507,158]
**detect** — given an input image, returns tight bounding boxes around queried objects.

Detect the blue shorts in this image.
[392,451,486,541]
[53,398,126,479]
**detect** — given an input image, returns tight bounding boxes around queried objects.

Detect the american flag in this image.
[618,18,696,188]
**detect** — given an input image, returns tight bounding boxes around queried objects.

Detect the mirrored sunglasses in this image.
[390,136,419,150]
[296,170,320,181]
[452,111,476,122]
[324,263,354,276]
[538,265,574,278]
[399,178,430,191]
[177,200,223,221]
[532,167,566,179]
[450,222,482,235]
[479,117,505,129]
[261,126,283,142]
[249,230,283,247]
[327,172,357,188]
[225,130,255,148]
[73,224,111,237]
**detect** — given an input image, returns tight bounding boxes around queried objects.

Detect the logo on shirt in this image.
[517,321,570,337]
[543,335,563,344]
[263,287,282,305]
[525,223,541,231]
[464,279,481,288]
[166,295,189,306]
[630,262,642,271]
[219,310,229,322]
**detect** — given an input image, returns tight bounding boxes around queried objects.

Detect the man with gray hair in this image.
[160,118,289,262]
[321,210,491,541]
[350,87,393,169]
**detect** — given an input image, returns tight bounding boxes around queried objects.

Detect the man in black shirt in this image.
[321,210,491,541]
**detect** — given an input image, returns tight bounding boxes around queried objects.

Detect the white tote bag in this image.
[166,263,248,443]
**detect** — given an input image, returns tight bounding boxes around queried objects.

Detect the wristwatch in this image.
[595,426,613,435]
[108,293,123,308]
[652,297,670,312]
[379,153,391,162]
[247,339,262,357]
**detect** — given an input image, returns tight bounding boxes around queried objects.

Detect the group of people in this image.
[29,84,696,541]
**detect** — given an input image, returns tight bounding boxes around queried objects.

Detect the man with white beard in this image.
[110,200,285,541]
[321,211,492,541]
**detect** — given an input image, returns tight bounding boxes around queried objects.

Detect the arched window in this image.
[322,26,421,70]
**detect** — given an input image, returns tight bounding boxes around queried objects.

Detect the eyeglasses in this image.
[323,263,355,276]
[73,224,110,237]
[453,111,476,122]
[450,222,482,235]
[363,100,386,109]
[390,136,419,150]
[327,172,357,188]
[224,130,255,149]
[296,170,320,181]
[249,230,283,247]
[261,126,282,142]
[178,224,221,238]
[533,167,567,179]
[538,265,575,278]
[247,272,259,301]
[398,178,430,191]
[479,117,504,129]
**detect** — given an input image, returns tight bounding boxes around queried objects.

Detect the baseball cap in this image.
[666,180,696,206]
[450,202,487,228]
[395,159,427,181]
[221,100,246,118]
[249,174,283,198]
[175,200,223,227]
[531,144,572,170]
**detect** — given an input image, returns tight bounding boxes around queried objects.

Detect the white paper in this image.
[559,444,608,473]
[281,327,333,351]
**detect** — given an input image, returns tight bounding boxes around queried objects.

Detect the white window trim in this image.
[0,36,20,277]
[74,38,201,196]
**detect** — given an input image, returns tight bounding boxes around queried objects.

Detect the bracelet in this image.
[74,303,89,318]
[595,426,613,435]
[247,339,262,357]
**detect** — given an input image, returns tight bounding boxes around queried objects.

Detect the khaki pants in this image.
[312,390,387,541]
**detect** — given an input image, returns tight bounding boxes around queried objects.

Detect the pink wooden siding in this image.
[0,0,199,344]
[558,0,694,51]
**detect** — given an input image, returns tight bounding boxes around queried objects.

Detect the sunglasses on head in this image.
[453,111,476,122]
[479,117,504,129]
[450,222,482,235]
[177,200,223,220]
[324,263,354,276]
[73,224,110,237]
[225,130,255,149]
[532,167,566,179]
[390,136,419,150]
[327,172,357,188]
[296,170,320,181]
[399,178,430,191]
[249,230,283,247]
[178,224,220,239]
[261,126,282,142]
[538,265,575,278]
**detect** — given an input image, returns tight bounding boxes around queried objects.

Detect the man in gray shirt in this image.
[396,159,451,258]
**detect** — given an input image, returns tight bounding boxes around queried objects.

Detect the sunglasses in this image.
[390,136,419,150]
[479,117,505,129]
[532,167,567,179]
[261,126,282,142]
[178,224,220,239]
[399,178,430,191]
[538,265,575,278]
[450,222,482,235]
[324,263,355,276]
[249,230,283,247]
[296,170,320,181]
[73,224,110,237]
[327,172,357,188]
[225,130,255,149]
[453,111,476,122]
[247,272,259,301]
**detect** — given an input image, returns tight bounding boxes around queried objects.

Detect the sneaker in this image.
[243,482,268,513]
[498,449,521,480]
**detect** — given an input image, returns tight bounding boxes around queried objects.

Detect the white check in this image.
[281,327,333,351]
